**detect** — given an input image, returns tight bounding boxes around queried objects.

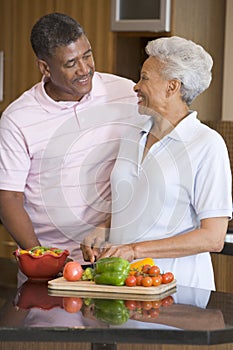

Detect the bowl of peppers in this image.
[14,246,70,281]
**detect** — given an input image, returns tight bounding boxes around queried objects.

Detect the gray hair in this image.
[146,36,213,105]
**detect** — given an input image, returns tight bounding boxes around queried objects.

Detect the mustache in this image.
[75,70,94,81]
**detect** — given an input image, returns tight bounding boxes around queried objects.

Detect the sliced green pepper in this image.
[94,257,130,286]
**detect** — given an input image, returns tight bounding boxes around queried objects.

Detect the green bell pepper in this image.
[94,257,130,286]
[94,299,129,325]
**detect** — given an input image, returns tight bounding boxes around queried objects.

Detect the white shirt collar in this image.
[141,111,200,143]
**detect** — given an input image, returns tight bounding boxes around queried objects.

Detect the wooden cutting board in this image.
[48,277,176,298]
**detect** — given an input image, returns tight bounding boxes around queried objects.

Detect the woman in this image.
[81,36,232,290]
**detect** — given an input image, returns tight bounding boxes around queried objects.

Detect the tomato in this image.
[142,276,153,287]
[124,300,138,310]
[151,300,162,309]
[161,272,174,284]
[141,301,153,310]
[149,265,160,276]
[125,275,137,287]
[63,297,83,313]
[149,308,160,318]
[63,261,83,282]
[142,264,151,273]
[142,309,151,317]
[135,300,142,309]
[161,295,174,307]
[151,274,162,286]
[135,274,143,286]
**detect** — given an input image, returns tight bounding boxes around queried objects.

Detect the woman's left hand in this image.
[98,243,135,262]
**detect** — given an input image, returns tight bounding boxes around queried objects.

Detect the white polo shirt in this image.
[0,72,146,262]
[109,112,232,290]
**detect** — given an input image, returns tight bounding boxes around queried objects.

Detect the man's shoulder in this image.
[3,83,40,115]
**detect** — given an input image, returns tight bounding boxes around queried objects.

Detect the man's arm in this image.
[0,190,40,249]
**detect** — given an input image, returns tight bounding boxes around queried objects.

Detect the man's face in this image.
[41,35,95,101]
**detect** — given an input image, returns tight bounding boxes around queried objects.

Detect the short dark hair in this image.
[30,13,85,59]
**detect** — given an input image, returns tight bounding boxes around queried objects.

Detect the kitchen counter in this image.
[1,257,233,350]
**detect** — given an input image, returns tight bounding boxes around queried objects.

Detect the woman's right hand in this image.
[80,225,110,263]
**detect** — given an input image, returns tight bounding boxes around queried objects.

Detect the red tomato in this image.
[142,264,151,273]
[151,300,162,309]
[141,301,153,310]
[151,274,162,286]
[125,275,137,287]
[135,300,142,309]
[63,297,83,313]
[124,300,137,310]
[135,274,143,286]
[149,308,160,318]
[161,272,174,284]
[149,265,160,276]
[161,295,174,307]
[63,261,83,282]
[142,276,153,287]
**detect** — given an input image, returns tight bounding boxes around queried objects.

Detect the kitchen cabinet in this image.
[113,0,226,121]
[0,224,17,259]
[0,0,226,122]
[0,0,114,112]
[211,251,233,293]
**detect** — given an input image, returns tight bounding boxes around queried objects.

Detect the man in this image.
[0,13,143,263]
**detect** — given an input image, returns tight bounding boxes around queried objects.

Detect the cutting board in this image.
[48,277,176,300]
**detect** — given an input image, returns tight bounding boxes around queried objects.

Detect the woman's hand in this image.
[80,226,110,263]
[98,243,135,262]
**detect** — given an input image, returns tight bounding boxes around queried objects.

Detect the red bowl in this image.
[13,248,70,281]
[14,280,64,310]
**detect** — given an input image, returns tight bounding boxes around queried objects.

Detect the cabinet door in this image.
[0,0,55,111]
[0,224,17,258]
[211,253,233,293]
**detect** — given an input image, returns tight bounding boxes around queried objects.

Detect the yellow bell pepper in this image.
[130,258,155,273]
[19,249,29,255]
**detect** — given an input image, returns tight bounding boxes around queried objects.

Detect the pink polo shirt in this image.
[0,72,144,262]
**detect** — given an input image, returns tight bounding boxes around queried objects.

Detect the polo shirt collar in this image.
[35,73,107,113]
[141,111,200,143]
[168,111,200,142]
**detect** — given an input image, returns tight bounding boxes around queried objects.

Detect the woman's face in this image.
[134,56,169,116]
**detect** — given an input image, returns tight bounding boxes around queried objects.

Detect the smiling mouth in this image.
[74,72,93,85]
[137,95,145,104]
[75,76,90,85]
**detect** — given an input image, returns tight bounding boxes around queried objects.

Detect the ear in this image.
[166,79,181,97]
[37,59,50,77]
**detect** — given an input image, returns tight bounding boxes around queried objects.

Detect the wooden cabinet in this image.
[0,0,226,121]
[0,0,114,112]
[211,252,233,293]
[0,224,17,258]
[113,0,226,121]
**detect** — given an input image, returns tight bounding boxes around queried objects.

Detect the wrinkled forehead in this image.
[141,56,165,75]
